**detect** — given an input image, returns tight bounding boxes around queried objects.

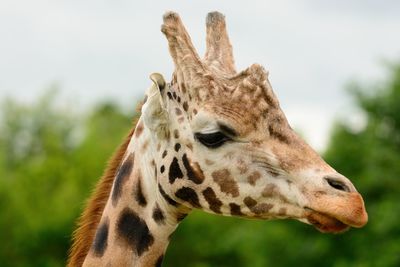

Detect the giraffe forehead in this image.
[172,72,285,136]
[173,64,277,109]
[200,80,275,110]
[195,99,287,137]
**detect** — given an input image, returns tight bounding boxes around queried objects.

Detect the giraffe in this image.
[68,11,368,267]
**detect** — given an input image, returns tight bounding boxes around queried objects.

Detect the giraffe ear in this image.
[142,73,169,138]
[149,73,166,91]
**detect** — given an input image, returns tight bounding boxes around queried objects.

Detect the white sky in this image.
[1,0,399,151]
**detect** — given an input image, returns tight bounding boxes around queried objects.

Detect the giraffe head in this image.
[142,11,368,233]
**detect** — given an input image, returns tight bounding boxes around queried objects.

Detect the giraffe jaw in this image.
[304,208,350,233]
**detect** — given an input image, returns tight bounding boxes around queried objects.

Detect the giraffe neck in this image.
[82,118,184,267]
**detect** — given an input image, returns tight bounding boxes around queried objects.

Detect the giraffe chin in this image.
[305,209,350,234]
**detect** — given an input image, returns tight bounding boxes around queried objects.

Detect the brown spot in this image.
[262,184,277,198]
[193,108,198,115]
[135,177,147,207]
[152,204,165,225]
[212,169,239,197]
[183,102,189,111]
[182,154,205,184]
[177,96,181,103]
[179,82,187,93]
[178,117,185,123]
[162,150,168,158]
[251,203,274,215]
[135,122,144,137]
[141,140,149,151]
[116,208,154,256]
[237,159,248,174]
[168,157,183,184]
[172,92,177,99]
[91,218,109,257]
[262,183,289,203]
[157,143,161,151]
[202,187,223,214]
[247,171,261,186]
[173,129,180,139]
[175,108,183,116]
[174,143,181,152]
[175,187,201,208]
[244,196,257,208]
[112,154,134,206]
[229,203,243,216]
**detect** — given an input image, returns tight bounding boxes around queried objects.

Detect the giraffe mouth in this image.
[302,191,368,233]
[304,208,350,233]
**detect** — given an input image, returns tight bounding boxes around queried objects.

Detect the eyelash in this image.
[194,132,231,148]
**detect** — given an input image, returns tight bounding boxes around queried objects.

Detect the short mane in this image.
[67,116,138,267]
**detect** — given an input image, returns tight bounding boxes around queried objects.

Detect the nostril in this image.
[325,177,350,192]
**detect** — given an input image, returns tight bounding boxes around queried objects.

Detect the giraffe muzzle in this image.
[304,191,368,233]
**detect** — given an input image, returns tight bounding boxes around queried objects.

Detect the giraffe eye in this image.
[194,132,230,148]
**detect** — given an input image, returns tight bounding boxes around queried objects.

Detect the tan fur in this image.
[67,121,137,267]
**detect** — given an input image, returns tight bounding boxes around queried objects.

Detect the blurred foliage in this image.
[1,64,400,267]
[0,90,134,266]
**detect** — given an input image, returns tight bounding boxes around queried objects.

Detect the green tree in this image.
[0,90,135,267]
[323,63,400,267]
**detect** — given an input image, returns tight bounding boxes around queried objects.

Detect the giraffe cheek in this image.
[211,169,240,198]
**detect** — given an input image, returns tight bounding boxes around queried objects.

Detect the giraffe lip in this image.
[304,207,350,233]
